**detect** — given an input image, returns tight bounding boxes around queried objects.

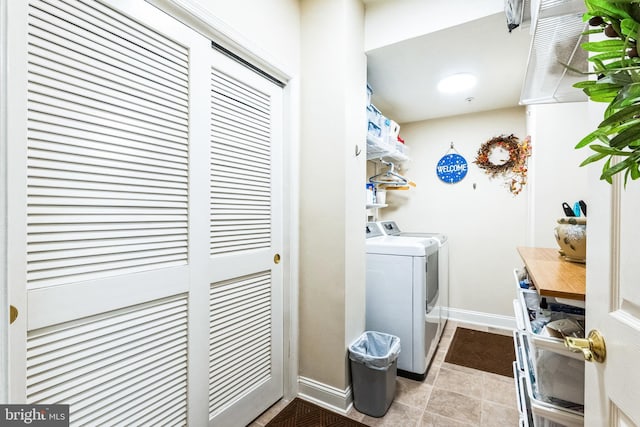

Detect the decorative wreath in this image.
[474,134,532,195]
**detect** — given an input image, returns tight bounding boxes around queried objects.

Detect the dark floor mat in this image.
[265,397,368,427]
[444,327,515,377]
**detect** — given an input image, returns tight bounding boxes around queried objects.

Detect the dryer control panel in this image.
[365,222,384,238]
[379,221,401,235]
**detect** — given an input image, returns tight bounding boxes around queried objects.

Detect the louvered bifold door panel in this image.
[209,272,272,418]
[206,48,283,426]
[15,0,201,423]
[26,0,189,289]
[210,68,272,256]
[26,295,189,426]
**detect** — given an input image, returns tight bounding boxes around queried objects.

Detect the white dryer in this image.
[365,223,440,380]
[377,221,449,340]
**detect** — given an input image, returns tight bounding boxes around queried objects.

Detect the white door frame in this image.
[0,0,8,404]
[145,0,300,402]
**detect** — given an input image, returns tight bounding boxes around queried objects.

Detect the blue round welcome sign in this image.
[436,153,468,184]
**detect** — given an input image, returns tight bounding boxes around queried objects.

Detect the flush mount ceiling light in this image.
[437,73,477,93]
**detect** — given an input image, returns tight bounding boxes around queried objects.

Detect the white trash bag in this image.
[348,331,400,370]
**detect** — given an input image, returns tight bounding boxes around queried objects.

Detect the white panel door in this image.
[585,167,640,425]
[207,48,284,427]
[584,97,640,424]
[5,1,284,425]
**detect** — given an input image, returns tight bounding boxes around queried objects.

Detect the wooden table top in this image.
[517,246,586,301]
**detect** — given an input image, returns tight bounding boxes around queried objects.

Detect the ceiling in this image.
[366,12,533,124]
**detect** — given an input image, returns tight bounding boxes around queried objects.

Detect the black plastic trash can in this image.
[348,331,401,417]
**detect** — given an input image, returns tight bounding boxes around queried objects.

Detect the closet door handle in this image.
[273,253,281,264]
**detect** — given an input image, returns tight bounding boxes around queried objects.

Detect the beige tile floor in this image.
[251,321,519,427]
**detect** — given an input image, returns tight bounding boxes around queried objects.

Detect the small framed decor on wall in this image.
[436,143,468,184]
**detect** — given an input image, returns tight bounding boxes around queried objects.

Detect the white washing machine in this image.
[377,221,449,341]
[365,222,440,380]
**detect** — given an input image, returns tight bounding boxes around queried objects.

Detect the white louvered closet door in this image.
[207,49,284,426]
[6,0,213,425]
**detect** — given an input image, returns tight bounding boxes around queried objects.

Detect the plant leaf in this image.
[573,80,598,89]
[599,103,640,128]
[590,56,609,73]
[600,71,638,86]
[631,159,640,179]
[586,0,632,20]
[580,150,609,166]
[603,157,613,183]
[610,124,640,148]
[581,39,626,52]
[608,82,640,110]
[591,93,620,102]
[601,155,640,179]
[577,0,640,185]
[576,129,609,148]
[626,3,640,24]
[589,144,633,155]
[585,83,623,94]
[605,102,619,119]
[584,89,621,101]
[583,28,606,35]
[629,133,640,146]
[588,51,627,62]
[624,168,631,186]
[621,17,640,37]
[604,118,640,136]
[600,58,640,71]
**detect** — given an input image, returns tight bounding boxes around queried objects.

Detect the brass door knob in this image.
[273,253,281,264]
[564,329,606,363]
[9,305,18,325]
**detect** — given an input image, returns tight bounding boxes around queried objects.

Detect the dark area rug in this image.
[265,398,368,427]
[444,327,515,377]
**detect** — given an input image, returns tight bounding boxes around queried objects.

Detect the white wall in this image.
[188,0,300,73]
[526,103,590,248]
[364,0,503,51]
[299,0,366,403]
[380,107,529,317]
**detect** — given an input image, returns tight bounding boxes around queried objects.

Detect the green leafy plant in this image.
[574,0,640,183]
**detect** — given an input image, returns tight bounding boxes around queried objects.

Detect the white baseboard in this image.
[297,376,352,415]
[447,307,516,331]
